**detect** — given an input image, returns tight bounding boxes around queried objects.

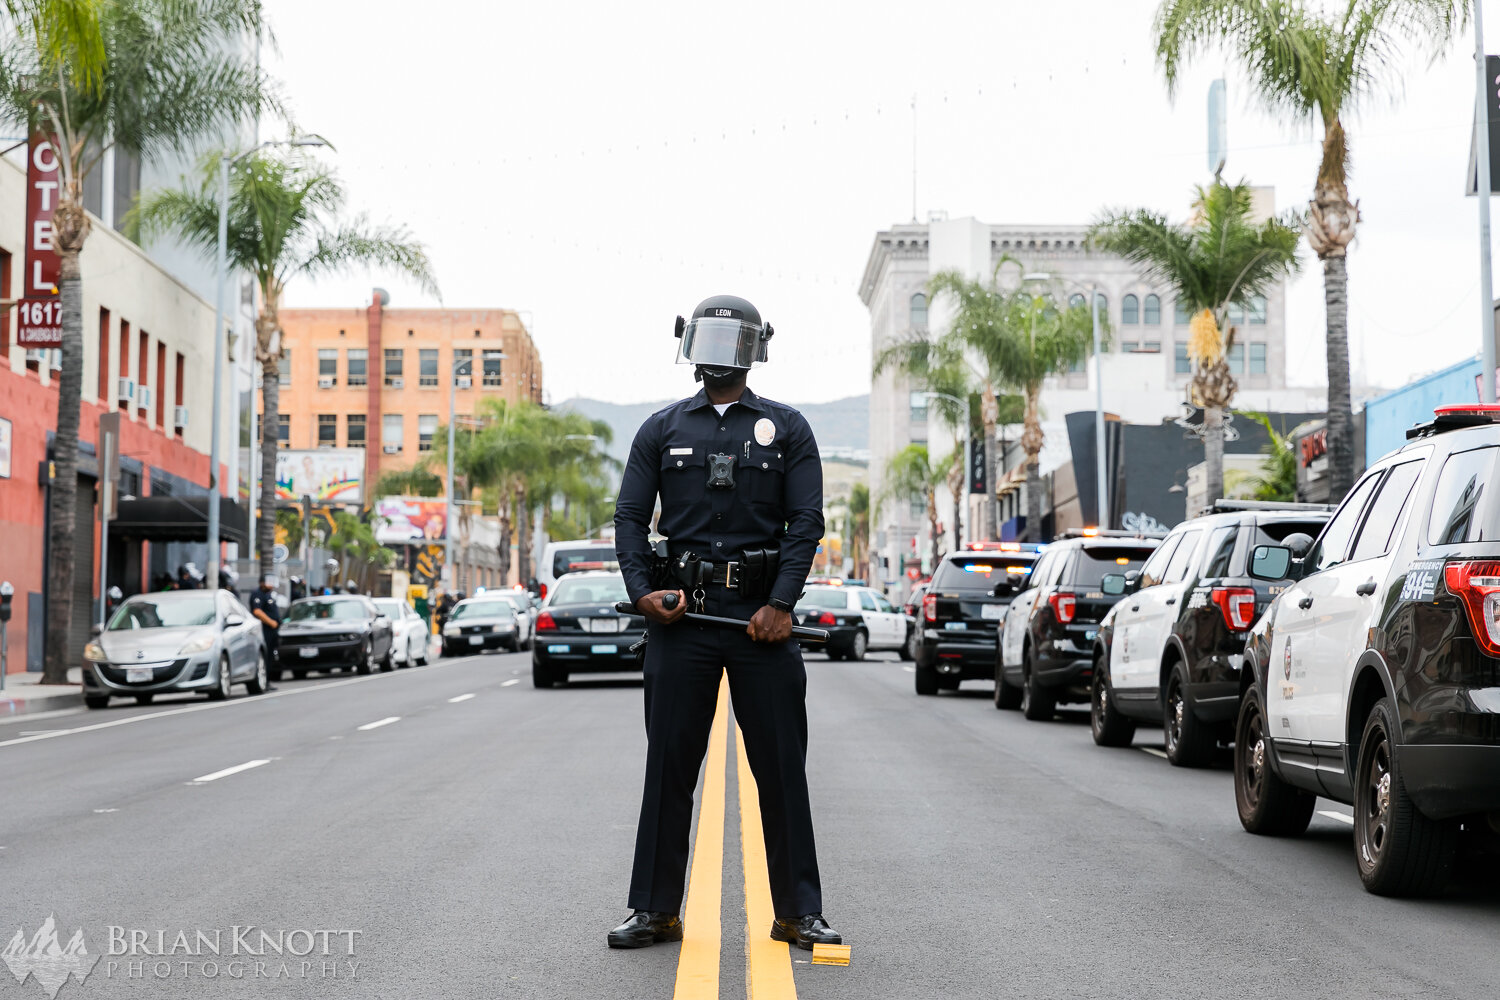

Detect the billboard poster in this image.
[275,449,363,503]
[374,497,448,544]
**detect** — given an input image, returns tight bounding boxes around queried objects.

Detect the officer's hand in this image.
[637,590,687,625]
[747,605,792,644]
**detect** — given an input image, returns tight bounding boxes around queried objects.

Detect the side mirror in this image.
[1100,574,1126,596]
[224,614,244,627]
[1249,544,1294,582]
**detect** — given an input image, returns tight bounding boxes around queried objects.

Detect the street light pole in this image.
[445,359,459,592]
[1092,284,1108,527]
[1476,3,1497,402]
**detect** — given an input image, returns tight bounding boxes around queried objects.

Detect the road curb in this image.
[0,690,84,716]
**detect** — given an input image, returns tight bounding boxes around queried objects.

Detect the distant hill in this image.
[557,395,869,467]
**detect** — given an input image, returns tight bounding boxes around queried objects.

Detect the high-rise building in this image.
[275,292,544,491]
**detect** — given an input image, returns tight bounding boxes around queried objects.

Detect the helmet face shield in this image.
[676,317,764,369]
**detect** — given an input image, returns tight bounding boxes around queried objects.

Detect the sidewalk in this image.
[1,667,84,716]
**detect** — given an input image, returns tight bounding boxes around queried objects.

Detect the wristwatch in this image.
[768,597,794,613]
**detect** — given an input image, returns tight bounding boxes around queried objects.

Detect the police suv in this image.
[1236,405,1500,895]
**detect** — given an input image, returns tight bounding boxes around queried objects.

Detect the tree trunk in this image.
[254,307,282,573]
[515,483,531,583]
[496,493,513,584]
[41,243,85,683]
[946,444,963,549]
[1322,254,1353,500]
[980,382,999,542]
[1021,386,1045,543]
[1202,406,1225,513]
[927,489,941,572]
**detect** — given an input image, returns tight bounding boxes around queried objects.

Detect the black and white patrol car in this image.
[793,584,910,661]
[1235,405,1500,895]
[1088,501,1331,764]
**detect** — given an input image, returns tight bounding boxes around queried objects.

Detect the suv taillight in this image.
[539,583,548,600]
[1210,587,1257,631]
[817,611,837,626]
[922,594,937,622]
[536,611,557,632]
[1444,561,1500,656]
[1048,593,1076,624]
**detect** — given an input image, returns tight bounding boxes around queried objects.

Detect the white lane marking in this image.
[1139,747,1168,759]
[92,808,118,814]
[500,679,520,687]
[19,730,61,736]
[1318,809,1355,826]
[448,693,476,703]
[192,759,271,783]
[357,716,401,731]
[0,662,468,751]
[0,707,86,725]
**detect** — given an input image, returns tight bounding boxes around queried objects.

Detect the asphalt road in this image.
[3,650,1500,999]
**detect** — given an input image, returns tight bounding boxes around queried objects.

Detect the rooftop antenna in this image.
[911,93,918,222]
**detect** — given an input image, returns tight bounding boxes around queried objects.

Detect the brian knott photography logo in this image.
[1,916,98,999]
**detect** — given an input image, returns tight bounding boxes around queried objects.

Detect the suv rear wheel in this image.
[1233,687,1315,836]
[1090,660,1135,746]
[1354,698,1457,896]
[914,665,939,696]
[1020,648,1056,721]
[994,661,1022,711]
[1164,667,1215,767]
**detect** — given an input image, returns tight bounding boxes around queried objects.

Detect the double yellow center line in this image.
[672,677,798,1000]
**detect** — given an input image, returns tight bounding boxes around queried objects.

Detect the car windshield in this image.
[549,576,629,605]
[1074,547,1155,588]
[798,589,848,609]
[931,554,1038,592]
[552,547,620,578]
[107,596,216,630]
[451,601,513,620]
[287,599,368,622]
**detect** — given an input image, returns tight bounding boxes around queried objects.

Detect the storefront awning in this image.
[111,496,248,546]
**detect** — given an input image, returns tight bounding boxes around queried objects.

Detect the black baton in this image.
[614,598,830,643]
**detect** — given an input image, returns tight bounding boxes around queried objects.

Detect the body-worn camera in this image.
[706,453,736,490]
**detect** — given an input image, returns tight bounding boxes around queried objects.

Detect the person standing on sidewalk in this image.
[248,575,283,684]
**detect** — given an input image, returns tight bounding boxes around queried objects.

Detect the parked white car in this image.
[372,598,431,667]
[794,584,909,661]
[485,590,535,650]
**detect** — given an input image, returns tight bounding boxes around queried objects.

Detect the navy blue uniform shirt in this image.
[615,386,823,608]
[248,589,282,628]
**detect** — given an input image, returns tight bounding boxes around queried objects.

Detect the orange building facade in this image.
[275,291,544,490]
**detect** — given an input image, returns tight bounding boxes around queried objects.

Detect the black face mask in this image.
[696,366,745,390]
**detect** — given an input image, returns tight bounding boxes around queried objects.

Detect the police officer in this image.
[248,574,283,684]
[608,295,840,951]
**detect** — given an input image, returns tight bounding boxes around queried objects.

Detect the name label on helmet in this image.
[714,309,734,317]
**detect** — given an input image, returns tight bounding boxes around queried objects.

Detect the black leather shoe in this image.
[607,910,683,949]
[769,914,841,950]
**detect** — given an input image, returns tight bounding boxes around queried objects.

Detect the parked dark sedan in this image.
[531,571,645,688]
[277,596,395,679]
[441,597,521,655]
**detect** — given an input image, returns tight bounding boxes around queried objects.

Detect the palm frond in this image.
[293,216,439,299]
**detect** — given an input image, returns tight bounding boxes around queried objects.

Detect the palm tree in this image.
[133,151,438,571]
[876,444,955,572]
[1154,0,1470,498]
[0,0,272,681]
[847,482,870,582]
[1090,181,1300,506]
[1243,411,1299,502]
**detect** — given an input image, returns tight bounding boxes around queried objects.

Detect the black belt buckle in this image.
[723,561,739,590]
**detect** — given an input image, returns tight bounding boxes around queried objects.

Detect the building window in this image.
[909,292,928,331]
[418,413,438,451]
[318,348,337,386]
[1227,343,1245,375]
[1227,301,1246,326]
[908,390,928,422]
[1174,342,1191,374]
[419,349,439,387]
[117,320,129,408]
[482,353,502,386]
[1174,298,1191,325]
[1093,292,1107,317]
[453,348,472,385]
[317,413,338,447]
[1249,342,1267,375]
[97,307,110,402]
[384,348,404,385]
[347,348,367,387]
[1143,294,1161,325]
[155,341,166,426]
[1068,293,1085,310]
[1121,294,1139,325]
[909,497,925,518]
[137,330,149,415]
[277,413,290,446]
[1138,341,1161,353]
[278,350,291,387]
[383,413,404,452]
[347,413,366,448]
[1249,294,1268,324]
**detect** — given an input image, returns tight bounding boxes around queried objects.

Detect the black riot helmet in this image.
[674,295,774,380]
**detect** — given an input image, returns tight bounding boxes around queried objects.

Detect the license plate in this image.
[547,644,570,654]
[469,635,484,645]
[591,644,618,655]
[126,666,153,683]
[299,647,318,658]
[980,604,1004,620]
[944,622,967,631]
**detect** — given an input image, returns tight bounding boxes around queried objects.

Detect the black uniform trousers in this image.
[627,590,822,919]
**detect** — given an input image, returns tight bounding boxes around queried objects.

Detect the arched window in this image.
[1121,294,1139,325]
[1068,293,1085,309]
[1143,294,1161,325]
[1093,292,1107,316]
[910,292,928,330]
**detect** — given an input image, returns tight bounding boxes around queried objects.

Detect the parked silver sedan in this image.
[82,590,269,709]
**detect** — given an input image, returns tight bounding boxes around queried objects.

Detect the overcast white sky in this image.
[262,0,1491,406]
